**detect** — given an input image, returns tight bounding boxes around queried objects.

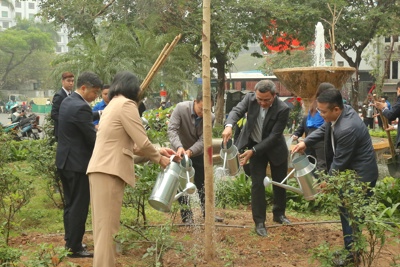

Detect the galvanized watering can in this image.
[149,155,196,212]
[263,153,319,201]
[219,139,241,176]
[366,105,374,118]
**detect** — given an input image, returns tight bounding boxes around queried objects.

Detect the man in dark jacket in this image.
[56,71,102,258]
[222,80,290,237]
[293,88,378,263]
[51,72,75,140]
[375,81,400,148]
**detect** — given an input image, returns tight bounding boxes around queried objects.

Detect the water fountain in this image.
[273,22,389,163]
[273,22,355,114]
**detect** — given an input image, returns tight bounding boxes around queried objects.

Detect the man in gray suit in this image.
[222,80,290,237]
[293,88,378,264]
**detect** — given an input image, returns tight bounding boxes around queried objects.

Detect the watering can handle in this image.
[290,152,300,162]
[169,155,176,162]
[306,154,317,164]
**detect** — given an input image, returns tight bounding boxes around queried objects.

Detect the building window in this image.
[56,46,62,53]
[394,36,399,43]
[1,11,8,18]
[385,37,391,43]
[1,1,9,6]
[28,2,35,9]
[392,61,399,80]
[338,61,344,67]
[57,35,62,42]
[2,21,9,28]
[15,1,21,8]
[29,13,35,19]
[15,12,22,18]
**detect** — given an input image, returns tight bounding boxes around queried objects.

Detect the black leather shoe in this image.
[255,223,267,237]
[182,218,194,225]
[214,215,224,223]
[68,249,93,258]
[273,215,291,225]
[332,250,360,266]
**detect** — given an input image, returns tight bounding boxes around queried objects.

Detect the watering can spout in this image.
[174,182,197,201]
[263,176,303,195]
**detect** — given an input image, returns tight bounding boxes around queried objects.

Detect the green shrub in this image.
[215,172,252,208]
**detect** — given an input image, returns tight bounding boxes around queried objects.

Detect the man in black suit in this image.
[56,71,102,258]
[51,72,75,140]
[293,88,378,264]
[222,80,290,237]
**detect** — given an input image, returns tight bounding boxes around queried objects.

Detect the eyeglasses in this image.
[256,97,274,103]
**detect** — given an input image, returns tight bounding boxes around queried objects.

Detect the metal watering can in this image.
[149,155,197,212]
[219,139,241,176]
[263,153,319,201]
[366,105,374,118]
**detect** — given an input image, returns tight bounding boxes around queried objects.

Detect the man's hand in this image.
[385,125,395,132]
[239,150,253,166]
[222,126,233,146]
[176,147,186,159]
[374,101,387,110]
[292,141,307,154]
[185,149,193,158]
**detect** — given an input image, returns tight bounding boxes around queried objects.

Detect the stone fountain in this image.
[273,22,388,161]
[273,22,355,114]
[274,66,355,113]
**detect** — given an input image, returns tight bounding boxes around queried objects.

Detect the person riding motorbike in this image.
[10,104,26,123]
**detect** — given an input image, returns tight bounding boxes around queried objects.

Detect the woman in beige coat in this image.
[87,71,175,267]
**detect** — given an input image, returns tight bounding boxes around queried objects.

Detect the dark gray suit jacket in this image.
[56,92,97,173]
[304,105,378,182]
[51,88,68,138]
[225,92,290,166]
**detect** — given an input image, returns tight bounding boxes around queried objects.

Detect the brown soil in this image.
[10,208,399,267]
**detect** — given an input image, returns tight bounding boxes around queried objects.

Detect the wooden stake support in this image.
[139,34,182,99]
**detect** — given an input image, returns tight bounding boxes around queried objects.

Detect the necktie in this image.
[331,126,335,155]
[195,116,202,127]
[253,108,265,142]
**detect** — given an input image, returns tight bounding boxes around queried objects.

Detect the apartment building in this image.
[0,0,69,53]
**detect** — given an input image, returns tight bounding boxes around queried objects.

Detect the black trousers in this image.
[179,154,205,221]
[59,169,90,252]
[249,150,288,224]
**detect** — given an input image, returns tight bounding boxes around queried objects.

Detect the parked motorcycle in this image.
[1,113,42,140]
[18,113,42,140]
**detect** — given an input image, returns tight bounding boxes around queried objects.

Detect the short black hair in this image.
[195,90,215,106]
[102,84,110,90]
[254,80,276,94]
[317,88,344,110]
[316,82,335,97]
[108,71,140,102]
[76,71,103,89]
[195,91,203,102]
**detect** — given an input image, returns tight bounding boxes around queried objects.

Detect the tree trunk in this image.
[214,61,227,126]
[202,0,215,260]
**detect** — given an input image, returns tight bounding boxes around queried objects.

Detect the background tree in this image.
[264,0,400,107]
[0,20,55,90]
[155,0,273,125]
[39,0,197,106]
